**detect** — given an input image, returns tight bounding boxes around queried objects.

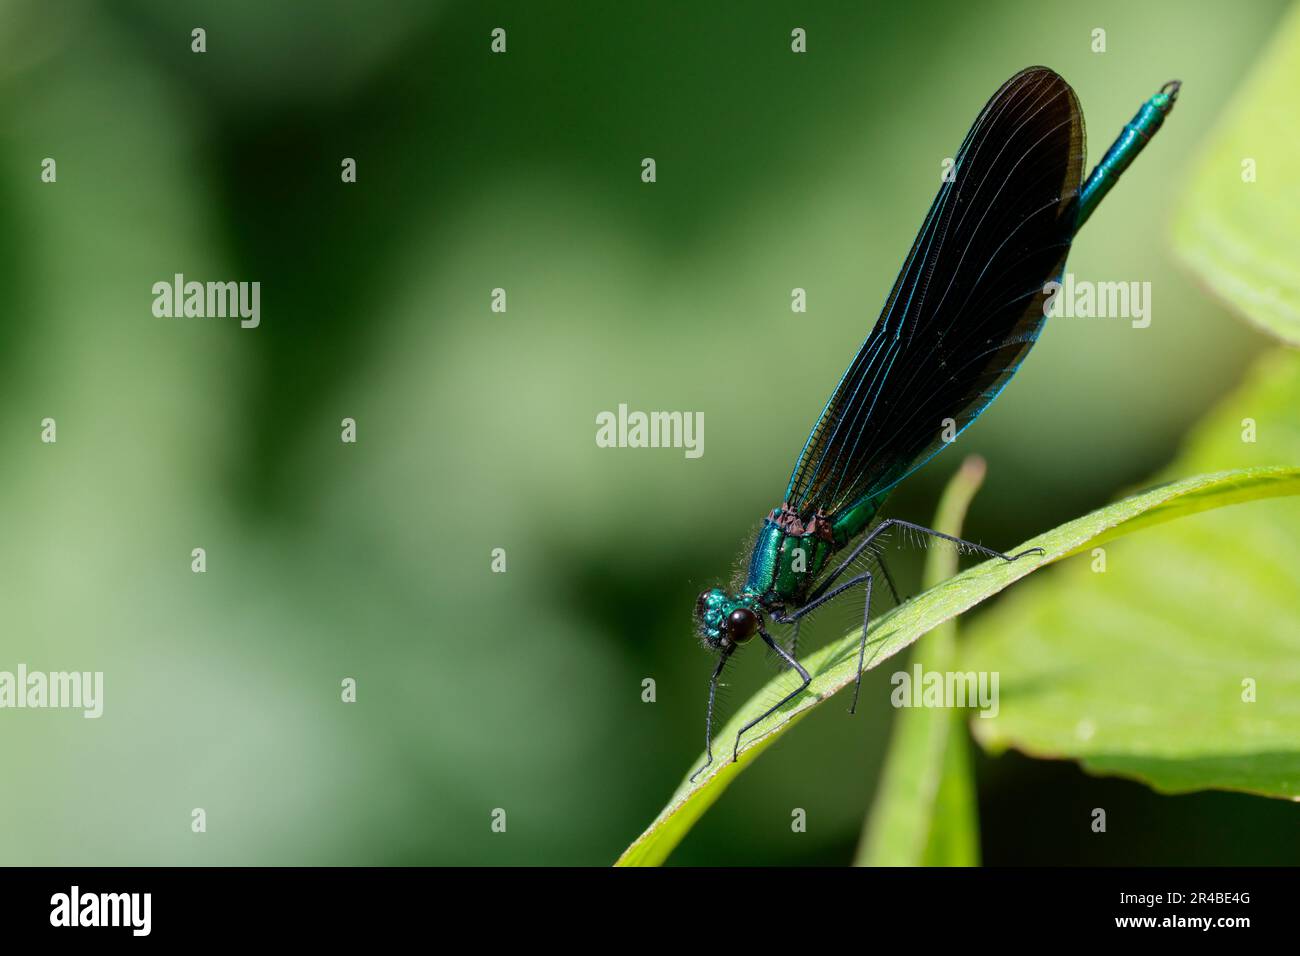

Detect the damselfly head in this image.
[695,588,760,650]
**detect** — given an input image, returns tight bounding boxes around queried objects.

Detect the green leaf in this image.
[1172,3,1300,345]
[616,463,1300,866]
[855,456,986,867]
[964,350,1300,800]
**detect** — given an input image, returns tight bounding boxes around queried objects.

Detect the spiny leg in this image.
[690,646,734,783]
[827,519,1039,712]
[833,518,1040,713]
[849,573,874,714]
[731,628,811,762]
[775,570,875,715]
[868,518,1044,563]
[763,522,1037,727]
[805,526,885,605]
[877,552,903,605]
[785,618,801,658]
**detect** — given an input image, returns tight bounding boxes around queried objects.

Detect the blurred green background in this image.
[1,0,1295,865]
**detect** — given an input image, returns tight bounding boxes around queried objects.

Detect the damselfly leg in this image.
[777,519,1044,716]
[730,627,811,762]
[690,646,734,783]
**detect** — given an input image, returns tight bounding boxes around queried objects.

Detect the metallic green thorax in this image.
[1076,82,1180,230]
[742,497,882,606]
[743,520,832,606]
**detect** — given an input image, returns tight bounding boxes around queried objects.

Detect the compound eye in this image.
[695,591,712,619]
[727,608,758,643]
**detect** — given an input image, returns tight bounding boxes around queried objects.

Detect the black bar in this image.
[0,867,1283,942]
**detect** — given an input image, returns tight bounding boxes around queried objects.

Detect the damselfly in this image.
[692,67,1180,779]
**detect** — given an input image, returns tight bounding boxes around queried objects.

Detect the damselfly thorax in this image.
[696,496,885,641]
[746,505,838,605]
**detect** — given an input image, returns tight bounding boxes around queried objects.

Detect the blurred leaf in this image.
[616,465,1300,865]
[965,350,1300,800]
[856,456,986,866]
[1172,2,1300,345]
